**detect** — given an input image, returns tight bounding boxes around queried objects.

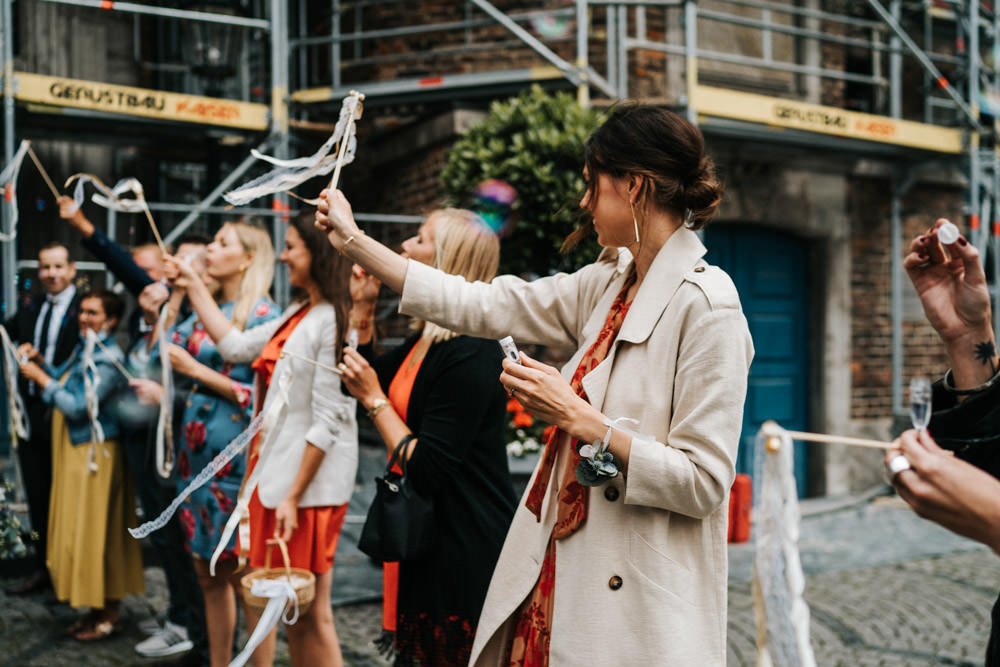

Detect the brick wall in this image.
[848,176,964,419]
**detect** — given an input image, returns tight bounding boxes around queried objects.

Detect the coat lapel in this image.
[580,228,706,411]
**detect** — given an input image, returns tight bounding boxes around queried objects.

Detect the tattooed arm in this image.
[904,219,999,391]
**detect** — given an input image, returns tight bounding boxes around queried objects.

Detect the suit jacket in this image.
[216,301,358,508]
[6,289,83,395]
[399,227,754,666]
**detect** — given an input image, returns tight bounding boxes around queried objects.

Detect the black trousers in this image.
[19,397,52,570]
[121,421,209,664]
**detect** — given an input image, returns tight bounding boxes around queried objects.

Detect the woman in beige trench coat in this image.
[317,103,754,665]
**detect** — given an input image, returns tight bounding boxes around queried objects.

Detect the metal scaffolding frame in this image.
[2,0,999,416]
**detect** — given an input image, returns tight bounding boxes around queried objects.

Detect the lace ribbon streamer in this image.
[129,407,267,540]
[65,173,148,214]
[228,577,300,667]
[0,325,29,441]
[83,330,108,475]
[752,425,816,667]
[154,303,174,479]
[209,365,292,576]
[223,91,363,206]
[0,140,30,241]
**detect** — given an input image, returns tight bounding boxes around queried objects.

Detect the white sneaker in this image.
[137,616,163,636]
[134,620,194,658]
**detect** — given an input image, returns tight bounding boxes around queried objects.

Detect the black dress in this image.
[370,333,517,666]
[926,378,1000,666]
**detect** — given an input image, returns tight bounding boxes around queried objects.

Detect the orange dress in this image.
[242,305,348,574]
[381,343,425,634]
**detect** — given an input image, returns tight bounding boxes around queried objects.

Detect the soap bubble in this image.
[473,179,518,236]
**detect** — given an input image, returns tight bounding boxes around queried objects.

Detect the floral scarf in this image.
[508,268,637,665]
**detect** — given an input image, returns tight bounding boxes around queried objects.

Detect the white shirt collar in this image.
[46,284,76,307]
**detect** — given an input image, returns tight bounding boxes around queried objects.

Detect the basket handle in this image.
[264,537,292,580]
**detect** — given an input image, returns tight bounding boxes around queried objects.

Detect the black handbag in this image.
[358,435,436,561]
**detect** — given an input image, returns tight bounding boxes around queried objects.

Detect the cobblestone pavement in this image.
[3,493,999,666]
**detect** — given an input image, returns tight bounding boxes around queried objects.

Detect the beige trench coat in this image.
[400,227,754,665]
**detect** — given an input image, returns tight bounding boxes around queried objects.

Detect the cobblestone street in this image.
[2,493,998,666]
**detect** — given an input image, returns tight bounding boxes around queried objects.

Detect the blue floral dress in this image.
[171,299,280,561]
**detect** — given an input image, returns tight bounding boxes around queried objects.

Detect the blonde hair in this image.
[216,221,274,331]
[417,208,500,343]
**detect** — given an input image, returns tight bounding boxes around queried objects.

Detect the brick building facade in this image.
[3,1,979,496]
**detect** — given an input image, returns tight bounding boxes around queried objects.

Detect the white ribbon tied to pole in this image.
[65,173,149,215]
[223,90,364,206]
[0,140,30,242]
[0,325,30,442]
[209,365,292,576]
[154,303,174,479]
[752,423,816,667]
[228,577,300,667]
[83,330,109,475]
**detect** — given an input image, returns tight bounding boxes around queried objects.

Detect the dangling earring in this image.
[630,200,640,245]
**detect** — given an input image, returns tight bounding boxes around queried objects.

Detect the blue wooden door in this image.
[704,226,811,496]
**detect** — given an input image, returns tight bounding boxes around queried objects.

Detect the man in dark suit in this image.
[4,241,82,594]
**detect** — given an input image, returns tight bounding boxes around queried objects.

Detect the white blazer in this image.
[216,301,358,508]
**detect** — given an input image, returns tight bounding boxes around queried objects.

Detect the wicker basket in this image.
[240,537,315,617]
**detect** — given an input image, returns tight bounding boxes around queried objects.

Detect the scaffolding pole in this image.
[2,0,16,318]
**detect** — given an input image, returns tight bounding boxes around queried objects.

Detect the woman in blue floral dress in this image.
[164,221,280,667]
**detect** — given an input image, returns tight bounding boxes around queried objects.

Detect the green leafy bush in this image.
[440,85,604,276]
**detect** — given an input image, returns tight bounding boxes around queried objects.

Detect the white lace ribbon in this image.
[83,330,108,474]
[128,407,267,540]
[0,325,29,441]
[752,423,816,667]
[0,140,30,241]
[228,577,300,667]
[154,303,174,479]
[223,91,363,206]
[209,365,292,576]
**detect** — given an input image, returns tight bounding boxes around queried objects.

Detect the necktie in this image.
[37,298,55,364]
[30,298,54,396]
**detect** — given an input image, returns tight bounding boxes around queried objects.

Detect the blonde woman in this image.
[338,209,517,666]
[164,221,280,667]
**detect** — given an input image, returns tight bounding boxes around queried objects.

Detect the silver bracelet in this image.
[942,366,1000,395]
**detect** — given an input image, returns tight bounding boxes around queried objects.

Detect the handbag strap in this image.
[386,434,417,477]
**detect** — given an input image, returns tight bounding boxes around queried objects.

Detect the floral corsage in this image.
[575,417,643,487]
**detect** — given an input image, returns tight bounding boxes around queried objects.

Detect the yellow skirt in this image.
[47,410,145,609]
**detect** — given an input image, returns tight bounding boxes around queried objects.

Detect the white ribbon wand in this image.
[0,140,30,242]
[223,90,365,206]
[65,174,167,255]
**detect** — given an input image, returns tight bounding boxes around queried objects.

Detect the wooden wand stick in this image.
[25,144,61,201]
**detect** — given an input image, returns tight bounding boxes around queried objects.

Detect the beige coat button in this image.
[693,266,705,273]
[609,575,623,590]
[604,486,619,501]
